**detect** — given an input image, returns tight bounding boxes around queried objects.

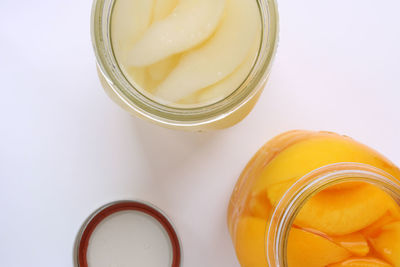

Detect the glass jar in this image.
[91,0,279,130]
[228,130,400,266]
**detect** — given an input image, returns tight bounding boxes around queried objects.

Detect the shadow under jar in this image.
[228,130,400,267]
[91,0,278,130]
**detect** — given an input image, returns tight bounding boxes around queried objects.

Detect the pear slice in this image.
[370,221,400,266]
[124,67,147,90]
[127,0,226,67]
[179,35,260,105]
[147,54,181,83]
[111,0,154,62]
[294,184,395,236]
[154,0,260,103]
[144,0,181,86]
[195,36,260,104]
[151,0,179,23]
[288,228,351,267]
[328,257,392,267]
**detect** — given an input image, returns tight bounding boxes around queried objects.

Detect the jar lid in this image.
[75,201,181,267]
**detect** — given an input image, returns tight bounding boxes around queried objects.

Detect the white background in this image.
[1,0,400,266]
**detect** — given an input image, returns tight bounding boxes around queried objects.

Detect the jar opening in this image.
[266,163,400,266]
[91,0,279,126]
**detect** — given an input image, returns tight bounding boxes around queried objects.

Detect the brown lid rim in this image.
[76,200,181,267]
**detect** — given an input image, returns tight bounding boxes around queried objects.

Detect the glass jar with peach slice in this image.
[228,130,400,267]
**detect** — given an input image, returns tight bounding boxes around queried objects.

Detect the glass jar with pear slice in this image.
[91,0,278,130]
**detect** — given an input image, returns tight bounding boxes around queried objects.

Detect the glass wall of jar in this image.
[91,0,278,130]
[228,130,400,266]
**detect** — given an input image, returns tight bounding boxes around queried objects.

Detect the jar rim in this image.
[265,162,400,266]
[91,0,279,128]
[74,200,183,267]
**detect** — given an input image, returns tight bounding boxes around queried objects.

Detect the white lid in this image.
[75,201,181,267]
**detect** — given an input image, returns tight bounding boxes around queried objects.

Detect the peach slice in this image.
[235,217,268,267]
[248,190,272,220]
[287,228,351,267]
[250,134,400,205]
[362,207,400,238]
[127,0,226,66]
[331,232,369,256]
[370,221,400,266]
[229,130,315,225]
[328,257,392,267]
[154,0,260,102]
[294,184,394,236]
[324,182,366,192]
[292,229,370,256]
